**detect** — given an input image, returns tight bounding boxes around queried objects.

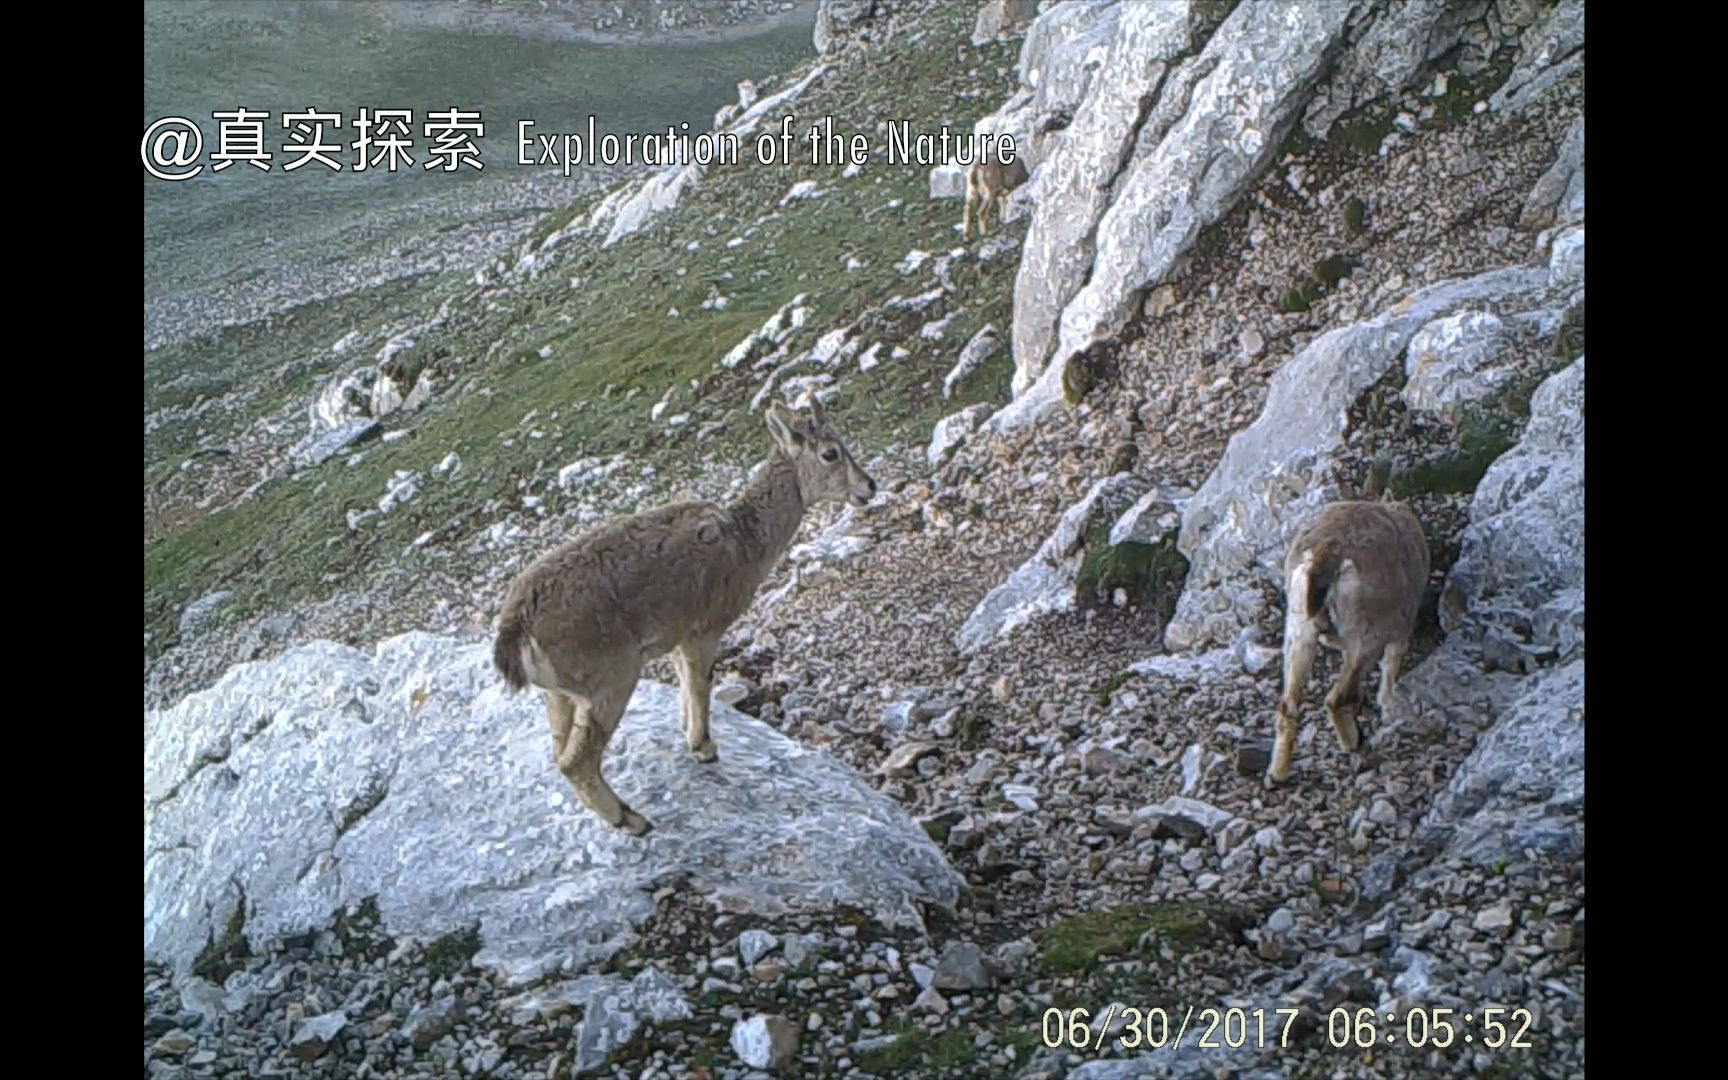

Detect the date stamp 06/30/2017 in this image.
[1037,1005,1539,1055]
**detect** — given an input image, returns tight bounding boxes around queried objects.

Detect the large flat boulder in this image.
[145,632,963,986]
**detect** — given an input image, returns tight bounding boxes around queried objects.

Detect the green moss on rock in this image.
[192,893,253,985]
[1554,297,1584,361]
[1390,375,1540,498]
[1278,283,1319,313]
[1312,254,1358,289]
[1342,195,1367,237]
[1075,521,1189,616]
[422,923,482,981]
[1040,902,1224,973]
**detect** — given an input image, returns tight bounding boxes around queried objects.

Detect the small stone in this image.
[880,741,941,778]
[401,999,461,1050]
[1542,925,1574,952]
[1093,807,1134,838]
[1234,739,1273,776]
[730,1013,800,1071]
[1369,798,1398,826]
[753,960,785,983]
[1363,916,1395,951]
[915,986,950,1015]
[1180,744,1213,794]
[153,1029,196,1056]
[1475,901,1515,933]
[739,929,779,967]
[881,701,914,732]
[933,941,994,991]
[1081,745,1130,776]
[288,1011,347,1061]
[1266,908,1295,935]
[714,677,753,705]
[176,977,227,1026]
[782,934,822,971]
[1137,796,1231,841]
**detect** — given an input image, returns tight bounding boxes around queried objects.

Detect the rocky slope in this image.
[145,1,1584,1076]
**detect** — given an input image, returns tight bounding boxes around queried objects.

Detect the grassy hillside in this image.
[145,0,1023,655]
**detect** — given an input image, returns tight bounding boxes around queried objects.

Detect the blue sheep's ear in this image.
[766,401,804,448]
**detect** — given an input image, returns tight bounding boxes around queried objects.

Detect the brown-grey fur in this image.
[492,397,876,835]
[962,154,1029,240]
[1268,488,1429,785]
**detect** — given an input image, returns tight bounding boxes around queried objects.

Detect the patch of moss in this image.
[1075,521,1189,617]
[1062,352,1095,405]
[955,707,991,749]
[1342,195,1367,237]
[1390,404,1519,497]
[1554,297,1584,360]
[1095,671,1132,708]
[333,896,393,963]
[1382,351,1558,501]
[921,816,957,846]
[1277,120,1321,161]
[856,1028,930,1073]
[1332,108,1397,156]
[1001,1026,1045,1065]
[851,1024,981,1072]
[1278,283,1319,313]
[422,923,481,980]
[927,1028,981,1069]
[1474,1058,1533,1080]
[1312,254,1358,289]
[833,904,874,937]
[1428,59,1518,129]
[1040,902,1219,973]
[192,891,253,985]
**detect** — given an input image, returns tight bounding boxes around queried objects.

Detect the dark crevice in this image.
[149,745,232,809]
[335,774,392,840]
[150,707,280,809]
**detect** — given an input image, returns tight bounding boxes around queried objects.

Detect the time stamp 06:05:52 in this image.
[1037,1005,1537,1053]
